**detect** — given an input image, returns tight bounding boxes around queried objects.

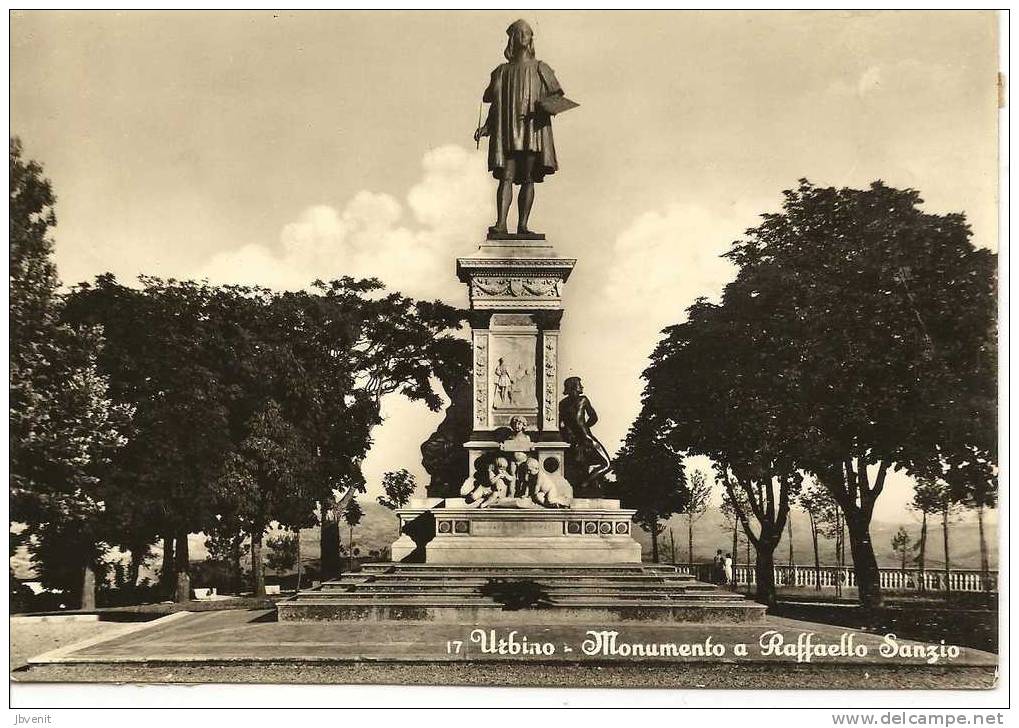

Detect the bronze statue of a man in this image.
[558,376,611,495]
[474,19,566,237]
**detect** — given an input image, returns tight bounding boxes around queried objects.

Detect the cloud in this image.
[196,145,493,302]
[600,201,751,325]
[562,200,765,460]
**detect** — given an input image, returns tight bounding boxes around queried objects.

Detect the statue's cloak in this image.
[483,59,562,182]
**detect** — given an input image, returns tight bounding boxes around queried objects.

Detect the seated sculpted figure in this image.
[460,456,513,508]
[509,450,530,497]
[528,458,572,509]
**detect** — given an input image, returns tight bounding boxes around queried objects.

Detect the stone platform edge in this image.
[22,612,998,668]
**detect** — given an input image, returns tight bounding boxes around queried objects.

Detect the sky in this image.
[10,11,1000,520]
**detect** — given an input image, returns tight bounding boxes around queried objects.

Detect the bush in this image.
[191,559,246,595]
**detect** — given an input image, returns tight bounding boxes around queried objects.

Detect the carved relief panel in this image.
[473,331,489,429]
[542,331,559,431]
[487,315,539,428]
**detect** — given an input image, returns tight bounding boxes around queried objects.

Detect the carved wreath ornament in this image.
[472,277,560,298]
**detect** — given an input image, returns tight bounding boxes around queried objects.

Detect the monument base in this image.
[278,563,768,624]
[273,499,771,625]
[390,498,641,565]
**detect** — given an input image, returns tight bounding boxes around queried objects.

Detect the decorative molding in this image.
[543,333,558,428]
[474,333,489,428]
[458,258,576,268]
[456,257,577,284]
[471,276,561,299]
[471,299,562,311]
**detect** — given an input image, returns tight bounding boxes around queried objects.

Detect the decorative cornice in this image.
[456,256,577,283]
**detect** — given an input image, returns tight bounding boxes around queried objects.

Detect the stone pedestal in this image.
[388,234,642,566]
[391,497,642,565]
[456,237,574,445]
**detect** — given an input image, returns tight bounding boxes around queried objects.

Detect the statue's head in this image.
[504,19,535,62]
[564,376,583,396]
[493,457,509,472]
[509,415,527,433]
[526,457,541,475]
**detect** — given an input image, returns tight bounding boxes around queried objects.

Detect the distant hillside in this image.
[642,509,998,569]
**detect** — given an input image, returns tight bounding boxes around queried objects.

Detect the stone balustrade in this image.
[668,563,998,593]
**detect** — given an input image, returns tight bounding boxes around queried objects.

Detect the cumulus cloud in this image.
[603,205,738,316]
[196,145,492,302]
[563,200,766,458]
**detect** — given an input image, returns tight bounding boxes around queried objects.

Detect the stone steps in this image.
[313,583,721,591]
[278,563,766,624]
[355,568,689,578]
[303,589,725,600]
[320,576,706,588]
[314,578,717,591]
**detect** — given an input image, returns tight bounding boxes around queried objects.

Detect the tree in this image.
[641,286,802,605]
[611,412,688,564]
[719,465,799,606]
[217,401,317,597]
[891,526,912,574]
[378,469,417,528]
[742,182,996,609]
[64,277,237,601]
[343,499,365,572]
[683,470,712,565]
[646,180,995,609]
[204,527,249,595]
[967,480,997,594]
[266,532,299,575]
[945,448,997,594]
[10,138,132,608]
[309,279,467,575]
[798,479,840,591]
[910,477,943,592]
[718,487,747,588]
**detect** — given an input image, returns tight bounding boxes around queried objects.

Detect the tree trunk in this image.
[834,510,844,600]
[731,521,739,588]
[846,515,882,609]
[787,515,794,566]
[976,504,989,594]
[230,536,243,595]
[349,525,356,571]
[918,513,927,593]
[650,519,660,563]
[320,500,340,579]
[80,563,97,611]
[128,548,143,588]
[942,504,951,599]
[174,530,191,603]
[295,527,303,594]
[687,514,694,565]
[754,544,777,606]
[160,534,175,597]
[811,520,821,591]
[251,530,265,597]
